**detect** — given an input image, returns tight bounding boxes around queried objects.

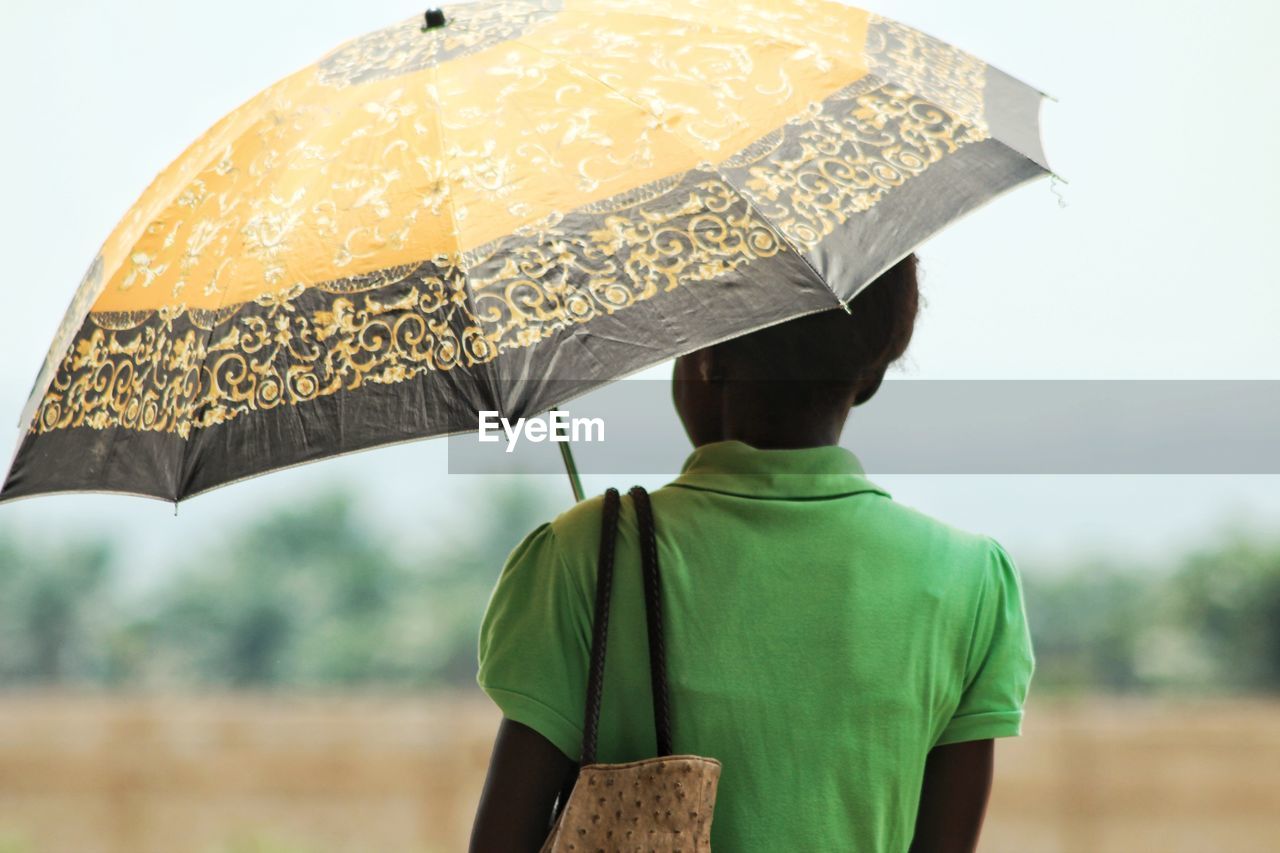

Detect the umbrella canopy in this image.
[2,0,1050,503]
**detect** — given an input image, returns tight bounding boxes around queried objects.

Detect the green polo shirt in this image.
[477,440,1034,851]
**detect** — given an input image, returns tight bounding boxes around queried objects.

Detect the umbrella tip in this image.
[422,9,447,31]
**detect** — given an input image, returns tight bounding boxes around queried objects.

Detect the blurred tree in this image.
[0,530,115,684]
[2,485,1279,697]
[1021,562,1153,694]
[1172,532,1280,693]
[410,483,552,685]
[139,480,552,689]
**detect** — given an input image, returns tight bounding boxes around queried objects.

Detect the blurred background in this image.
[1,1,1278,852]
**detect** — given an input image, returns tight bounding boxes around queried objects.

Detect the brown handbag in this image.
[541,486,722,852]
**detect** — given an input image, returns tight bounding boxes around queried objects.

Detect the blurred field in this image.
[0,693,1276,853]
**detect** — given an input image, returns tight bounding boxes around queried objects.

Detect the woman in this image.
[470,255,1034,852]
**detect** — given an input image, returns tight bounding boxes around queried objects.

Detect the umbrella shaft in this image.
[555,409,585,503]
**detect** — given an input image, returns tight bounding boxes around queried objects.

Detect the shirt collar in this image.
[670,440,891,500]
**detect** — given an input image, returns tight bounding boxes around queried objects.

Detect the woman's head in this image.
[673,253,920,448]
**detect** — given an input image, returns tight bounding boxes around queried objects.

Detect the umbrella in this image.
[1,0,1051,504]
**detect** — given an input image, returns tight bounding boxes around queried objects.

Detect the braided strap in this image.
[579,487,621,766]
[629,485,674,757]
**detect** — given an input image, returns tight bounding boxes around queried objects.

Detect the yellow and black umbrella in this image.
[2,0,1050,502]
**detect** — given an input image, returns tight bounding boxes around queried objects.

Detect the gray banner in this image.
[446,380,1280,475]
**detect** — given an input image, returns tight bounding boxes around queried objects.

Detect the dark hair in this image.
[709,253,920,404]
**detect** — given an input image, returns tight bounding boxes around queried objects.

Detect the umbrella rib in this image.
[428,63,468,288]
[175,80,351,501]
[705,163,843,305]
[509,39,842,308]
[428,64,503,423]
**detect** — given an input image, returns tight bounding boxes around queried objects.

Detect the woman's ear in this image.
[698,352,715,382]
[696,347,725,383]
[673,347,724,447]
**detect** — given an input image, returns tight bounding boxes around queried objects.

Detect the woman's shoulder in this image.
[543,489,639,567]
[848,494,1019,585]
[547,490,612,541]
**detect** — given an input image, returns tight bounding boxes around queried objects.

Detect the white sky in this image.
[0,0,1277,576]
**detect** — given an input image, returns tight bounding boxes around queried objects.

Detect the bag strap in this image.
[579,487,621,766]
[630,484,674,758]
[579,485,673,766]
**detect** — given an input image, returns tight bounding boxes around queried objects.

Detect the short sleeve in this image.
[477,522,592,760]
[935,539,1036,747]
